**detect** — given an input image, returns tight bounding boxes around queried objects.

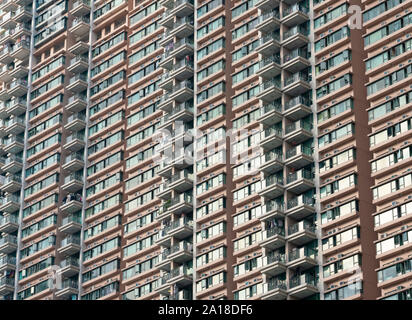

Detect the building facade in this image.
[0,0,410,301]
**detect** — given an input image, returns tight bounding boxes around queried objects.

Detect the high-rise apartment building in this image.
[0,0,410,301]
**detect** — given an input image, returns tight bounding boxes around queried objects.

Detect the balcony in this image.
[0,11,17,29]
[256,0,280,11]
[288,221,316,246]
[62,152,84,172]
[60,194,83,214]
[256,78,282,102]
[59,213,82,234]
[71,0,91,16]
[66,94,87,113]
[260,149,283,174]
[63,132,85,152]
[0,256,16,273]
[155,249,171,271]
[0,65,13,82]
[0,214,18,233]
[158,170,193,199]
[157,193,193,220]
[0,277,14,295]
[61,173,83,193]
[282,25,309,50]
[10,40,30,61]
[55,279,79,299]
[258,102,282,126]
[1,174,21,193]
[0,0,19,12]
[59,258,80,278]
[169,16,194,39]
[282,3,309,27]
[286,195,315,220]
[286,169,314,194]
[12,23,31,40]
[159,101,193,130]
[68,56,88,73]
[160,38,194,69]
[256,32,281,56]
[168,264,193,287]
[261,253,287,276]
[170,59,194,82]
[260,201,285,222]
[5,97,26,116]
[5,116,24,135]
[14,6,32,22]
[288,247,317,270]
[257,54,281,80]
[259,175,284,199]
[283,72,311,96]
[0,45,14,64]
[67,74,88,92]
[261,279,287,300]
[8,63,28,79]
[58,235,81,256]
[285,145,313,168]
[1,155,22,173]
[284,120,312,144]
[283,96,311,120]
[69,41,89,55]
[70,17,90,37]
[288,273,318,299]
[157,150,191,176]
[0,84,10,101]
[168,80,194,103]
[260,125,282,150]
[64,113,86,132]
[168,241,193,263]
[260,227,285,250]
[256,10,280,33]
[283,48,310,73]
[0,194,20,213]
[0,235,17,254]
[160,0,194,28]
[157,218,193,246]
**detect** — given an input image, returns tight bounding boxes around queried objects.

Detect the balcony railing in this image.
[285,96,311,111]
[262,226,285,239]
[0,195,20,205]
[288,220,316,235]
[283,48,309,63]
[287,195,314,210]
[65,152,84,164]
[0,234,17,246]
[170,241,193,254]
[0,214,18,226]
[262,174,284,188]
[263,200,284,214]
[283,3,309,17]
[285,120,312,134]
[60,257,80,268]
[283,25,309,40]
[0,255,16,266]
[265,278,287,292]
[160,217,193,237]
[289,273,317,289]
[284,72,310,87]
[286,168,313,184]
[266,252,286,265]
[286,145,312,159]
[60,235,80,247]
[288,247,317,262]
